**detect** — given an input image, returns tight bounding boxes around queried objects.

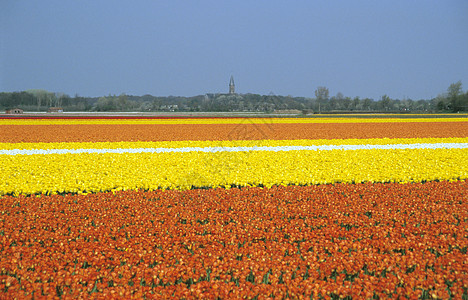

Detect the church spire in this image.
[229,76,235,94]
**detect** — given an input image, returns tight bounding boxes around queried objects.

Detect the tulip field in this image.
[0,115,467,298]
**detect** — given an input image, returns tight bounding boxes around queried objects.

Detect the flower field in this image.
[0,115,467,298]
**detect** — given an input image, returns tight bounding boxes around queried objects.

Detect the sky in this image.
[1,1,467,100]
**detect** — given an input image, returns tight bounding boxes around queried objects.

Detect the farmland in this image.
[0,115,467,299]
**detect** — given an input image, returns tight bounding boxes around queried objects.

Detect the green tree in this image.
[315,86,329,101]
[362,98,372,111]
[352,97,360,110]
[380,95,391,111]
[117,93,128,111]
[448,81,462,98]
[96,96,117,111]
[447,81,463,111]
[315,86,329,112]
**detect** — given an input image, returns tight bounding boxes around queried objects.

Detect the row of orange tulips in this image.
[1,121,467,142]
[1,181,466,298]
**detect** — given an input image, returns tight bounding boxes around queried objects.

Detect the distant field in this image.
[1,111,468,118]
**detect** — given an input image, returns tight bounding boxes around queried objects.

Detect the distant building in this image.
[47,107,63,113]
[204,76,237,100]
[160,104,178,112]
[229,76,235,94]
[5,108,24,114]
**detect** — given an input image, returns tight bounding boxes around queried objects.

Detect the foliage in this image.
[0,91,91,112]
[433,81,468,112]
[3,81,467,113]
[6,82,468,113]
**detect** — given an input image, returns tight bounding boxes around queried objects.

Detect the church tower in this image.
[229,76,235,94]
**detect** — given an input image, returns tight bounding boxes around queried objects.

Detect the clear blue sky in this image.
[1,1,467,100]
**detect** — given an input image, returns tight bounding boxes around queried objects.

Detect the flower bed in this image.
[1,182,467,298]
[1,138,467,195]
[0,116,467,298]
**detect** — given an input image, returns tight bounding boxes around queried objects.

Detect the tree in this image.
[448,81,462,99]
[342,97,352,110]
[447,81,463,112]
[380,95,391,111]
[362,98,373,111]
[352,97,360,110]
[117,93,128,110]
[315,86,329,112]
[96,96,117,111]
[315,86,329,101]
[416,99,428,111]
[27,89,49,110]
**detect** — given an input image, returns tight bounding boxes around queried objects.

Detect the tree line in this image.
[1,82,467,113]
